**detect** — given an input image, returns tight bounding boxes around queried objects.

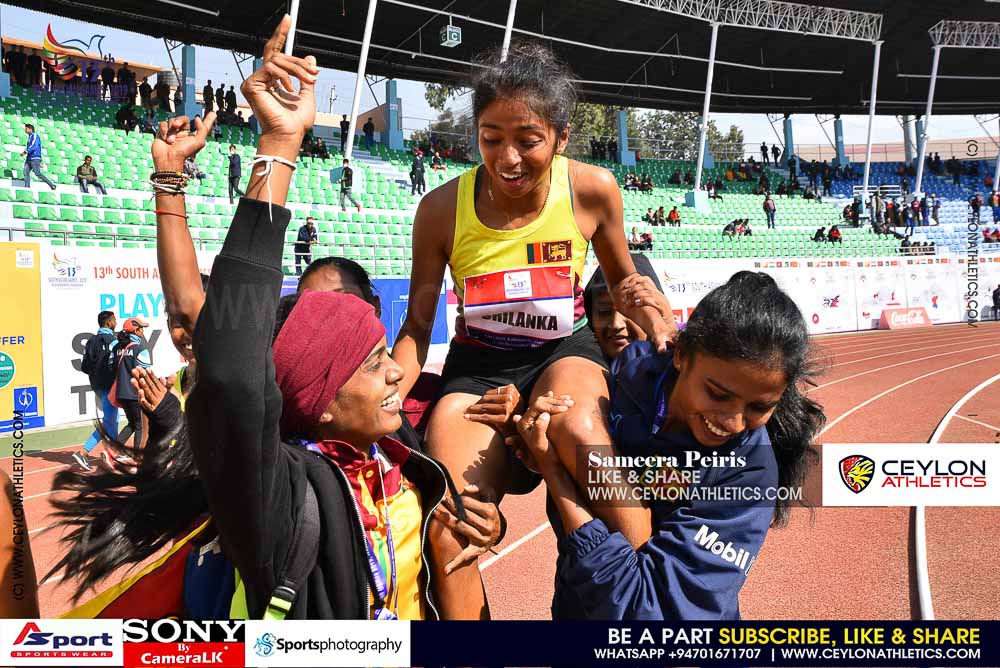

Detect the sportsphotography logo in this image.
[9,621,114,659]
[253,633,276,658]
[48,253,87,288]
[840,455,875,493]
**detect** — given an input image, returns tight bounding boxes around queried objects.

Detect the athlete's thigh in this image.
[528,356,612,478]
[425,392,510,495]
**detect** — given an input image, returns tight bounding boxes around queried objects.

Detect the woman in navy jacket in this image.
[513,271,826,620]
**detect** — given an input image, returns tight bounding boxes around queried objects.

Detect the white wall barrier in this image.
[30,248,986,429]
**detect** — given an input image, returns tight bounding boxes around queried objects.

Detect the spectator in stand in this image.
[431,150,444,171]
[722,220,737,238]
[12,46,27,86]
[812,226,826,242]
[183,156,206,182]
[596,137,606,161]
[21,123,56,190]
[139,106,158,135]
[683,170,694,186]
[714,176,726,192]
[871,192,883,229]
[225,85,237,114]
[294,216,318,275]
[969,192,983,223]
[100,59,115,100]
[362,116,375,151]
[707,183,723,201]
[667,205,681,227]
[115,100,138,134]
[339,114,350,153]
[900,237,912,254]
[640,174,653,192]
[763,194,776,229]
[339,158,362,212]
[152,79,170,112]
[590,137,599,160]
[828,225,842,244]
[410,151,426,195]
[787,156,797,179]
[920,193,932,226]
[992,284,1000,321]
[669,169,681,185]
[608,137,618,163]
[75,155,107,195]
[642,208,654,224]
[202,80,214,113]
[138,77,153,110]
[215,83,225,114]
[314,138,330,160]
[654,206,667,226]
[821,172,832,197]
[985,174,994,190]
[803,185,817,200]
[117,62,133,95]
[990,191,1000,223]
[776,180,788,198]
[771,144,780,164]
[227,144,245,204]
[26,49,42,87]
[949,156,961,185]
[173,86,184,112]
[761,141,768,164]
[905,198,918,235]
[628,226,642,250]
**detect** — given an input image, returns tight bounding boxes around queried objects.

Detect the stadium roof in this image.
[9,0,1000,114]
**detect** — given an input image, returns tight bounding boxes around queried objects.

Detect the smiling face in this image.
[315,337,403,446]
[477,98,567,200]
[167,312,194,364]
[591,290,645,360]
[668,348,787,447]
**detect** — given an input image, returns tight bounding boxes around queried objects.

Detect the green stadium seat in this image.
[103,211,123,225]
[59,208,80,222]
[13,205,33,218]
[125,213,144,226]
[82,209,102,223]
[15,190,35,203]
[122,198,140,210]
[103,196,122,209]
[60,193,81,206]
[0,188,12,201]
[23,222,45,236]
[37,206,58,220]
[37,191,59,205]
[82,194,101,207]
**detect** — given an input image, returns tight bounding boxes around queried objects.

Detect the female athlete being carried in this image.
[393,42,677,619]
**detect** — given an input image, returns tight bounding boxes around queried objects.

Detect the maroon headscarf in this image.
[273,290,385,436]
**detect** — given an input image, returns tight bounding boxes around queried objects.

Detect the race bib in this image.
[463,265,575,349]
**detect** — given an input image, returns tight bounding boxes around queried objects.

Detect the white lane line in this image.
[24,463,71,476]
[818,354,1000,437]
[819,328,990,354]
[829,335,996,368]
[953,414,1000,434]
[1,444,79,461]
[480,522,551,571]
[29,523,55,536]
[811,342,1000,392]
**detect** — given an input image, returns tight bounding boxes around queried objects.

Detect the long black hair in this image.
[678,271,826,526]
[45,397,206,601]
[471,41,577,135]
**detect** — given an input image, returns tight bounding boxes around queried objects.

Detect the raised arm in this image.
[151,113,217,338]
[392,186,450,399]
[582,166,677,352]
[185,15,318,589]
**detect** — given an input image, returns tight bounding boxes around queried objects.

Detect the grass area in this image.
[0,424,93,457]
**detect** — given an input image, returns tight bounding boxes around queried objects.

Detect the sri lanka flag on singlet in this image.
[461,265,576,349]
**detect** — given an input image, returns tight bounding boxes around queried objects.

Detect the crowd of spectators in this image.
[2,46,139,102]
[722,219,753,238]
[628,226,653,250]
[623,172,654,191]
[590,136,619,163]
[810,225,841,244]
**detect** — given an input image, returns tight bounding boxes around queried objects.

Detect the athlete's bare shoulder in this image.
[566,158,621,209]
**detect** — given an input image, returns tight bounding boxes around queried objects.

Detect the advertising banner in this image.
[38,247,214,428]
[0,243,45,432]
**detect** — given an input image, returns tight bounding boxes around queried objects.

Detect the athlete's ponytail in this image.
[678,271,826,526]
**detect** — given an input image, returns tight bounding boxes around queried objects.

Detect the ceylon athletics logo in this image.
[840,455,875,493]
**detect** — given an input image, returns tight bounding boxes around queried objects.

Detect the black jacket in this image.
[228,153,241,178]
[341,166,353,190]
[188,199,451,619]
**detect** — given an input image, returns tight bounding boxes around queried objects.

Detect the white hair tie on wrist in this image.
[251,154,297,222]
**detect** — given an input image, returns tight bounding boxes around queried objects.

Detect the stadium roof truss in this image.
[618,0,882,42]
[3,0,999,115]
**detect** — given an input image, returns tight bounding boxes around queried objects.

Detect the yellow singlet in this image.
[450,155,588,349]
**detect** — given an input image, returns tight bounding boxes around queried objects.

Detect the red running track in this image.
[6,322,1000,619]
